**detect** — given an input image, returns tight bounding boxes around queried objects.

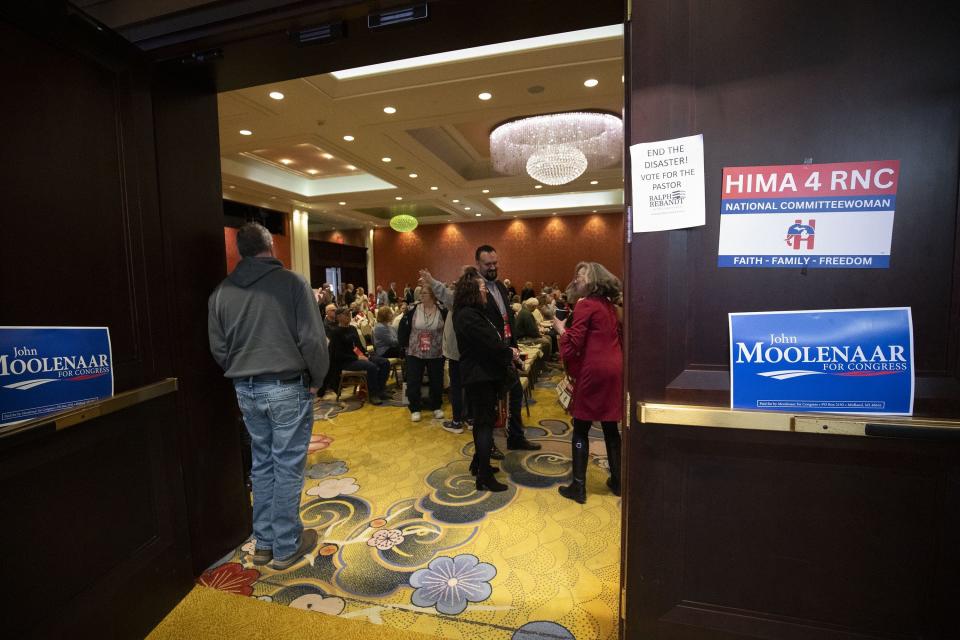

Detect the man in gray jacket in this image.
[208,222,328,570]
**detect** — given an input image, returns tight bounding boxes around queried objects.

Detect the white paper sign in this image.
[630,134,706,232]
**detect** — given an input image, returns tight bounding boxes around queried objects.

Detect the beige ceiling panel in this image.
[218,29,624,226]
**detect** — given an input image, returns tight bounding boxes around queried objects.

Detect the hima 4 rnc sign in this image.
[718,160,900,268]
[0,327,114,427]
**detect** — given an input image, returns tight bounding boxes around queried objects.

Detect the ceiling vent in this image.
[291,21,345,46]
[368,4,429,29]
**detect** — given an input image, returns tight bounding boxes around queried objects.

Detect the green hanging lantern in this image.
[389,214,418,232]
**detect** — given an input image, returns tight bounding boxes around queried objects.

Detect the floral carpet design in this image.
[201,363,621,639]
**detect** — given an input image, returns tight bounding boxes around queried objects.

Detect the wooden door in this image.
[622,1,960,638]
[0,4,250,636]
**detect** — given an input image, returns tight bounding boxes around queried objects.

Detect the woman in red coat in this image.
[552,262,623,503]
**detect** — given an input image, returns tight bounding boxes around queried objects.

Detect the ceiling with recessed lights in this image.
[218,25,624,232]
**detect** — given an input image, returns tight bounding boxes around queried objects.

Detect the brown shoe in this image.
[270,528,318,570]
[251,548,273,566]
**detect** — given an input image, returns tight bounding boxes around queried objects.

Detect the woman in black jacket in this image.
[453,267,515,492]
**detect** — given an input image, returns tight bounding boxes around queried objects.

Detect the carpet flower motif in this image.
[308,433,334,453]
[409,554,496,615]
[367,528,405,550]
[197,562,259,596]
[306,460,348,479]
[307,477,359,499]
[289,593,346,616]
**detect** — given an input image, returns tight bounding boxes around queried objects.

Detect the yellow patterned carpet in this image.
[188,364,621,640]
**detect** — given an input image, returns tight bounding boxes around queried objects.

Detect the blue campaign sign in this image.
[729,308,913,415]
[0,327,114,427]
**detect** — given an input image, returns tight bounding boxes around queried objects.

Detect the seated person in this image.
[515,298,552,358]
[531,300,545,325]
[539,293,556,319]
[373,306,403,358]
[392,303,407,328]
[328,307,390,404]
[520,281,536,302]
[322,303,338,338]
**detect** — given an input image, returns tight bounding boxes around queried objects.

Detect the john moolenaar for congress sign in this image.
[728,308,913,415]
[0,327,114,426]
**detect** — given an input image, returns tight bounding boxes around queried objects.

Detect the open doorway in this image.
[210,24,626,640]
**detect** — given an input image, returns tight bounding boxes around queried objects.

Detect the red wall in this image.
[310,229,366,246]
[224,225,292,272]
[373,212,623,290]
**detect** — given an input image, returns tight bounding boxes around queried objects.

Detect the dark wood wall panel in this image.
[0,4,252,635]
[152,69,252,574]
[0,21,149,389]
[0,393,191,639]
[685,2,960,375]
[626,424,959,640]
[624,2,960,639]
[310,239,368,289]
[628,0,960,414]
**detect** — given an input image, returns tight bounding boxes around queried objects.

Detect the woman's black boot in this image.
[469,455,499,476]
[558,433,588,504]
[476,470,508,492]
[605,439,621,497]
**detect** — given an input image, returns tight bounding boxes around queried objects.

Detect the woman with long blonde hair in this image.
[552,262,623,503]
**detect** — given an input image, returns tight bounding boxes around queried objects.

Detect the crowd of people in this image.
[208,222,624,569]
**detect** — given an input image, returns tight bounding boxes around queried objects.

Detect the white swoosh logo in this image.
[756,370,826,381]
[4,378,59,390]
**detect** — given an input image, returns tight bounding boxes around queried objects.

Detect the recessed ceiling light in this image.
[452,199,460,203]
[475,213,481,217]
[592,210,597,213]
[381,157,392,163]
[478,92,492,101]
[482,189,490,193]
[239,129,252,136]
[269,91,284,100]
[345,165,357,170]
[464,206,471,210]
[307,169,319,175]
[321,153,334,159]
[534,185,543,189]
[584,78,599,87]
[383,106,397,114]
[430,186,439,191]
[338,201,346,205]
[552,212,557,215]
[279,158,293,165]
[270,196,277,200]
[590,180,599,185]
[228,185,236,189]
[343,135,355,142]
[408,173,418,178]
[395,196,403,200]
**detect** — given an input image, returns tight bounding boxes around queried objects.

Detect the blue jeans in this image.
[234,378,313,560]
[342,356,390,394]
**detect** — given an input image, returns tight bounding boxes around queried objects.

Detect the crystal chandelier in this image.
[490,112,623,185]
